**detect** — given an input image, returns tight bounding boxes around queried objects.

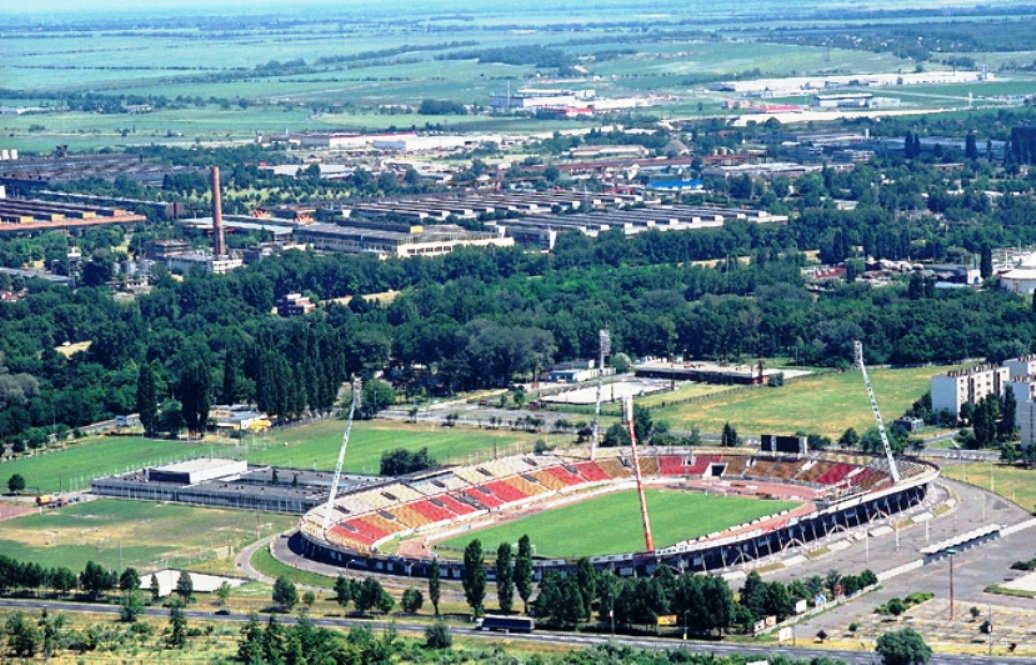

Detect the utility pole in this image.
[947,547,957,621]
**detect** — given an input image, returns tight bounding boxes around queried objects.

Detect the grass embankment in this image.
[653,365,963,436]
[941,463,1036,511]
[437,489,800,559]
[0,499,293,572]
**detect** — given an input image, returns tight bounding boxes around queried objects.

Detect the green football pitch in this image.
[436,489,801,559]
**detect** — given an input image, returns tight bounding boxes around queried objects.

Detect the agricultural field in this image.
[241,419,570,474]
[0,498,293,572]
[0,436,203,493]
[436,489,800,559]
[941,463,1036,512]
[653,364,962,437]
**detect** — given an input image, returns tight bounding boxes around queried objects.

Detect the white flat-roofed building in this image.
[147,458,248,485]
[294,222,513,259]
[930,364,1009,416]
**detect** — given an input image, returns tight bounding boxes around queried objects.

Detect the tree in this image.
[425,622,452,649]
[216,581,232,609]
[119,567,141,592]
[380,447,435,476]
[428,558,441,616]
[515,535,534,614]
[221,350,237,405]
[150,574,161,602]
[875,627,932,665]
[721,422,739,447]
[167,598,187,648]
[175,569,194,603]
[574,557,596,621]
[402,587,424,614]
[272,576,298,612]
[1001,387,1017,441]
[119,590,145,622]
[334,574,353,611]
[496,542,514,614]
[462,539,487,616]
[7,473,25,494]
[238,613,265,664]
[359,379,397,419]
[136,362,158,436]
[965,132,979,160]
[980,245,993,279]
[355,577,393,616]
[4,612,40,657]
[79,561,117,600]
[839,427,860,448]
[178,362,211,440]
[302,590,316,611]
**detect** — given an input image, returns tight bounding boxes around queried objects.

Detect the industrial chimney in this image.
[210,166,225,257]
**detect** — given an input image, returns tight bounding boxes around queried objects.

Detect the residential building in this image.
[165,252,243,275]
[930,364,1009,416]
[276,292,315,317]
[1007,376,1036,446]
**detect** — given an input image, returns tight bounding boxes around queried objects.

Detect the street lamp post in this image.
[947,547,957,621]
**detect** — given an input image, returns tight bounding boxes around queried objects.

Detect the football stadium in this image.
[295,447,937,579]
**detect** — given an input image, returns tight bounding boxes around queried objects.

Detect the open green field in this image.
[0,499,293,572]
[241,419,569,474]
[941,463,1036,512]
[0,437,202,493]
[436,489,800,559]
[653,364,962,437]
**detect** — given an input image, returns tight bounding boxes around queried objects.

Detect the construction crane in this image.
[590,328,610,461]
[853,341,901,484]
[624,395,655,553]
[322,377,363,536]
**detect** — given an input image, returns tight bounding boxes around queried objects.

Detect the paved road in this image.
[0,597,1031,664]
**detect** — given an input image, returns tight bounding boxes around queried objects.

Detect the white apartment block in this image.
[930,364,1008,416]
[1008,376,1036,446]
[1002,354,1036,380]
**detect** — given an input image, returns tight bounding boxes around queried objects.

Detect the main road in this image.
[0,597,1032,665]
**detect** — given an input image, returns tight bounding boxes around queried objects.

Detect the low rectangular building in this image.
[147,458,248,485]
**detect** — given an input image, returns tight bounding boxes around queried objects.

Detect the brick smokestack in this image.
[210,166,225,257]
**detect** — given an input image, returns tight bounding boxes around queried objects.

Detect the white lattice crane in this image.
[322,377,363,536]
[853,341,901,484]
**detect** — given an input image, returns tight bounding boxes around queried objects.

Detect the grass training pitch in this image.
[0,436,202,493]
[0,499,294,572]
[653,364,962,436]
[436,489,801,559]
[243,420,564,474]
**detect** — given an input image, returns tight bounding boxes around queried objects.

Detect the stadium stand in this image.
[530,470,569,490]
[815,462,856,485]
[463,487,505,509]
[545,465,585,487]
[686,454,723,475]
[659,455,688,476]
[482,480,530,503]
[595,458,631,479]
[637,456,660,476]
[572,461,611,482]
[504,475,549,496]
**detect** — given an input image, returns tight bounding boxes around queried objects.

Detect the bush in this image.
[875,627,931,664]
[849,622,859,632]
[425,622,452,649]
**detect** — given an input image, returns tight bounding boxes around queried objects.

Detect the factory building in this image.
[930,364,1009,416]
[489,88,594,112]
[294,222,513,259]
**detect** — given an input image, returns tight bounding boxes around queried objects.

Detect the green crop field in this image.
[436,489,800,559]
[0,437,204,493]
[241,419,570,474]
[0,499,294,572]
[653,364,962,437]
